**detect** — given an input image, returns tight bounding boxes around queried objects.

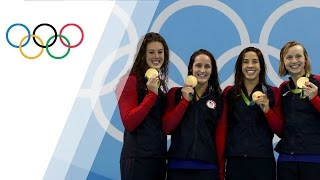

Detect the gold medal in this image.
[145,68,159,79]
[297,77,309,88]
[252,91,264,102]
[185,75,198,87]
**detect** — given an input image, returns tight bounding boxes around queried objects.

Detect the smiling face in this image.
[283,44,306,78]
[242,51,261,83]
[192,54,212,86]
[145,41,164,70]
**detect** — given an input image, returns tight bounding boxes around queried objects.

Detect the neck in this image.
[244,78,259,95]
[195,83,208,98]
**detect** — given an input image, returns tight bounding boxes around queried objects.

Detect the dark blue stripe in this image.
[167,159,218,170]
[278,153,320,163]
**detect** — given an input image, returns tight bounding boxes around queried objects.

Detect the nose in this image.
[291,57,298,63]
[154,52,160,58]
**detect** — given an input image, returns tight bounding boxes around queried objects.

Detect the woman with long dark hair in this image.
[221,47,282,180]
[163,49,226,180]
[116,32,170,180]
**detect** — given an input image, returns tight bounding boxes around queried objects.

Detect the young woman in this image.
[162,49,226,180]
[221,47,282,180]
[275,41,320,180]
[116,32,169,180]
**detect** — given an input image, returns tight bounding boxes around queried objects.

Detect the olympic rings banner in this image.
[0,1,114,180]
[6,23,84,59]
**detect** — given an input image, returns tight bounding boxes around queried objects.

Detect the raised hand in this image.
[146,74,159,95]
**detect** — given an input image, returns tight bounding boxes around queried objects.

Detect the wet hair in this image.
[278,41,311,77]
[233,46,267,100]
[131,32,170,94]
[187,49,222,94]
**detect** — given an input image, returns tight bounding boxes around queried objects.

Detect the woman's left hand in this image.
[303,81,318,100]
[255,94,270,113]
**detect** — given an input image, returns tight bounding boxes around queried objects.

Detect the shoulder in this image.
[116,73,137,92]
[168,87,181,95]
[267,85,279,93]
[127,73,137,81]
[266,85,281,100]
[120,73,137,84]
[279,80,289,90]
[312,74,320,81]
[222,85,234,97]
[168,87,181,93]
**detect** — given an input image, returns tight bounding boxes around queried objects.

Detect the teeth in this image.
[247,70,255,74]
[290,65,299,68]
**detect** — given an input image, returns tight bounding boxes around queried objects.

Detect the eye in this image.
[285,55,293,60]
[147,51,155,55]
[253,60,259,64]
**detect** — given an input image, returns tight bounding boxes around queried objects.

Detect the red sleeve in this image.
[222,85,233,97]
[214,86,232,180]
[215,98,227,180]
[310,96,320,112]
[162,87,189,134]
[115,75,157,132]
[310,75,320,112]
[264,86,284,137]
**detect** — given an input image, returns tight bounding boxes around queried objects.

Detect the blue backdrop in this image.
[44,1,320,179]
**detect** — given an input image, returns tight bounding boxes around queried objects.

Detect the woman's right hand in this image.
[181,85,194,101]
[146,74,159,95]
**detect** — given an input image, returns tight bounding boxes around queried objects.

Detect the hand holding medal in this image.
[182,75,198,101]
[252,91,270,113]
[297,76,318,100]
[145,68,160,94]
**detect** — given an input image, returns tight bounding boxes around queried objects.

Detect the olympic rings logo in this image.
[6,23,84,60]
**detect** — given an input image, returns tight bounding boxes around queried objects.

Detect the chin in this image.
[246,76,259,81]
[198,80,209,85]
[150,66,160,70]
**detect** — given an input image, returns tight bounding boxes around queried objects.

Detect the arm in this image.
[310,95,320,112]
[309,75,320,111]
[215,98,227,180]
[162,87,189,134]
[115,75,157,132]
[215,87,232,180]
[264,86,284,137]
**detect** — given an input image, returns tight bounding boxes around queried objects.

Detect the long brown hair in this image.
[188,49,222,94]
[131,32,170,96]
[232,47,267,100]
